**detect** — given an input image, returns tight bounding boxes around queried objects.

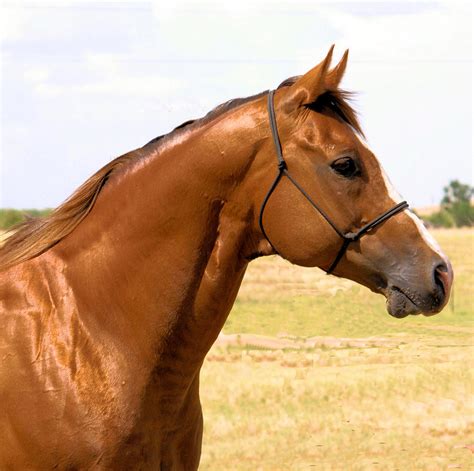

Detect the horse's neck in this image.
[192,211,251,355]
[53,102,266,375]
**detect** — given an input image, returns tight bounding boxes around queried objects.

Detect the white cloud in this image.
[33,52,183,98]
[0,0,101,41]
[149,0,471,63]
[23,66,50,82]
[0,4,34,41]
[34,76,181,97]
[315,2,471,62]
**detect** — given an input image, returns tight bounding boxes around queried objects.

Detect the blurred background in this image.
[1,1,472,469]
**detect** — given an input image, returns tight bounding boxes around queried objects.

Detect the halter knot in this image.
[343,232,359,242]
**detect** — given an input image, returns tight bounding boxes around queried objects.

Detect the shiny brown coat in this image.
[0,48,452,469]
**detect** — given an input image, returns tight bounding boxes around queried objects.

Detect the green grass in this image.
[200,229,474,470]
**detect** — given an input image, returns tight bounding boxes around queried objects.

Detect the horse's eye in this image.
[331,156,359,178]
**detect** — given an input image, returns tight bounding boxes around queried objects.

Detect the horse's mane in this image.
[278,76,363,137]
[0,79,361,270]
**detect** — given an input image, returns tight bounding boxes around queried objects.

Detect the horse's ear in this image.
[325,49,349,91]
[282,45,334,112]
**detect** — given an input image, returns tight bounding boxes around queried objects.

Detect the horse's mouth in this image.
[386,286,422,318]
[369,276,421,318]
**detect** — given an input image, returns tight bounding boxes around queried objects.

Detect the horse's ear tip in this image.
[323,45,335,67]
[339,49,349,65]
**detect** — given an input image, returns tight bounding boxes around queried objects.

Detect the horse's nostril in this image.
[433,262,449,299]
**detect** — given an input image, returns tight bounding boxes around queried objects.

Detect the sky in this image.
[0,0,472,209]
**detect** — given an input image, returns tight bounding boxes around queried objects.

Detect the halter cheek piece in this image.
[259,90,409,275]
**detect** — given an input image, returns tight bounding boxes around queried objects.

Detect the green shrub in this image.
[447,201,474,227]
[424,210,455,228]
[0,209,52,230]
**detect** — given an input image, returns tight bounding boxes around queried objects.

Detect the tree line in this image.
[0,209,52,230]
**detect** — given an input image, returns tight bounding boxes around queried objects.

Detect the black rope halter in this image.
[259,90,409,274]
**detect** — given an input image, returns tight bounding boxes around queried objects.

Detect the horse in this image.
[0,47,453,470]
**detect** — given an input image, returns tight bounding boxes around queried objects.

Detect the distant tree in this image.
[442,180,473,206]
[0,208,52,230]
[441,180,474,227]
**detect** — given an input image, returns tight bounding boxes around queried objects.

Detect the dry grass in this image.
[200,229,474,470]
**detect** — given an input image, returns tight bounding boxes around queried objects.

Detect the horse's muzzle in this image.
[386,259,453,318]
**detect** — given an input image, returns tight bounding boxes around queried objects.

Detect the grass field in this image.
[199,229,473,470]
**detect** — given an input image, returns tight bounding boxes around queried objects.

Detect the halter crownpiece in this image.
[259,89,409,275]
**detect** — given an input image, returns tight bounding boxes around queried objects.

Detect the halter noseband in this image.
[259,90,409,275]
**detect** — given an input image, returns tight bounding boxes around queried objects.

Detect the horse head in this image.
[255,47,453,318]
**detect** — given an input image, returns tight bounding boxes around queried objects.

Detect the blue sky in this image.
[0,0,472,208]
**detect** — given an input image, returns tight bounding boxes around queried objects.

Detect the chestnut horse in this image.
[0,48,452,470]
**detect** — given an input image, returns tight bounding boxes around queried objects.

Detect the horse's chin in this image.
[385,286,422,318]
